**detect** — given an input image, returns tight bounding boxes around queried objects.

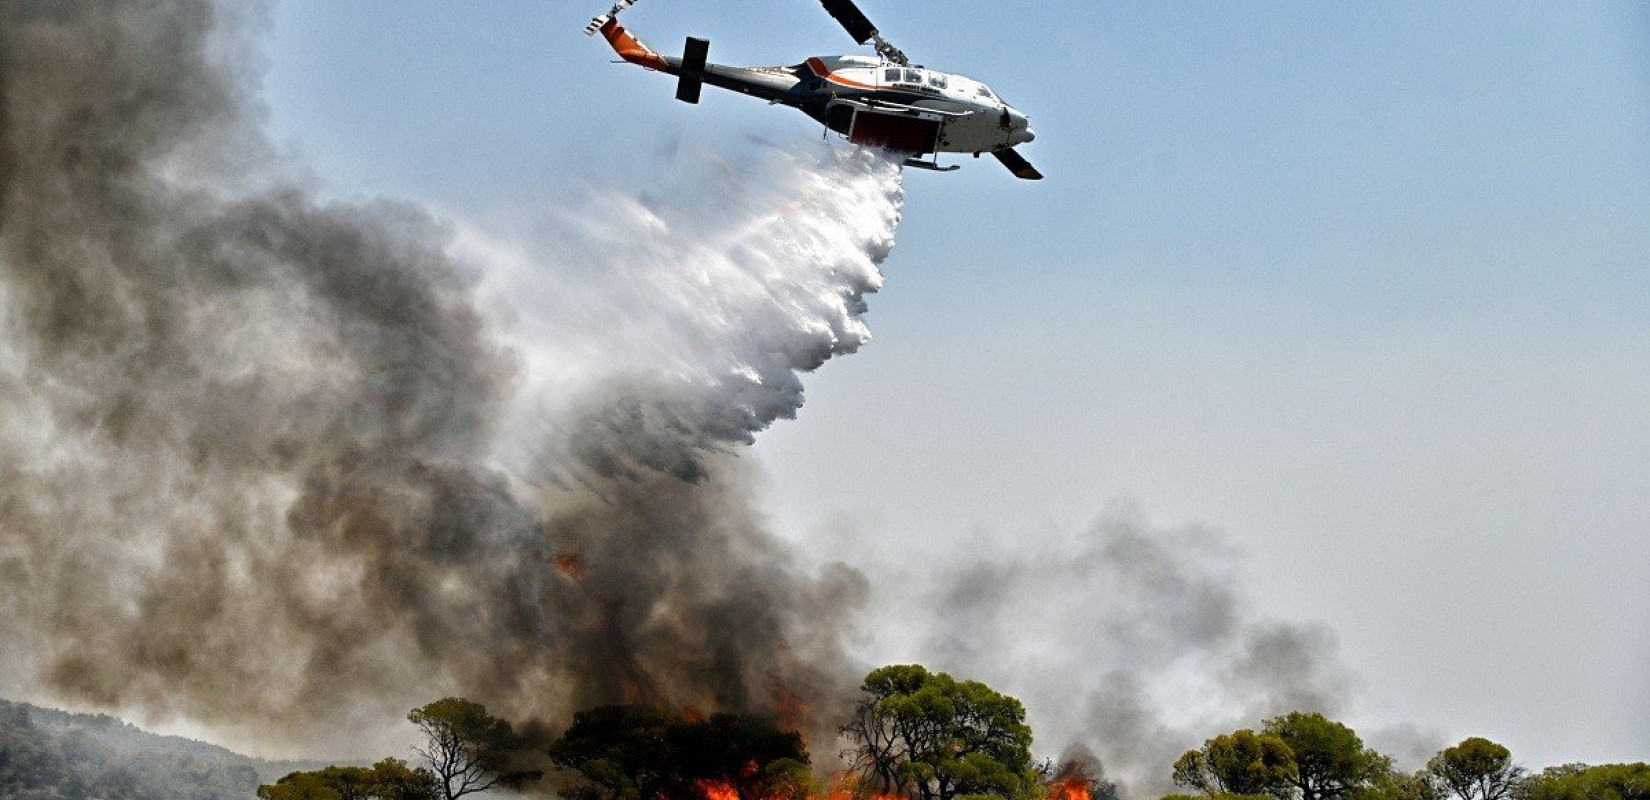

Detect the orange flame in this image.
[698,779,740,800]
[554,552,586,581]
[770,676,809,742]
[1049,776,1091,800]
[817,776,904,800]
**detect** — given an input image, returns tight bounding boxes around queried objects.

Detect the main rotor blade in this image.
[992,148,1044,181]
[819,0,878,45]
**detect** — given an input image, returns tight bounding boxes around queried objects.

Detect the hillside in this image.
[0,699,329,799]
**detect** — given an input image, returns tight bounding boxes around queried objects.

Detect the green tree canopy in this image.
[259,770,347,800]
[1425,738,1523,800]
[840,664,1039,800]
[1354,770,1444,800]
[409,698,543,800]
[1262,713,1391,800]
[257,759,438,800]
[1521,763,1650,800]
[547,705,810,800]
[1172,729,1297,798]
[1157,794,1276,800]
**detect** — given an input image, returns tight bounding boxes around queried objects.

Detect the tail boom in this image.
[598,18,667,71]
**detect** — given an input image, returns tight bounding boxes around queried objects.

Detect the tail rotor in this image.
[585,0,645,35]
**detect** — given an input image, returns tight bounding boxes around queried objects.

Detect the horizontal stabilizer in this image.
[676,36,709,104]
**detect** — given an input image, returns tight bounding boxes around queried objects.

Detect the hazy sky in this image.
[262,0,1648,772]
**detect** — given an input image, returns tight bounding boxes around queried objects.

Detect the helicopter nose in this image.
[1009,118,1035,145]
[1004,107,1034,145]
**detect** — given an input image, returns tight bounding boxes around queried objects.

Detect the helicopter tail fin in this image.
[598,17,667,71]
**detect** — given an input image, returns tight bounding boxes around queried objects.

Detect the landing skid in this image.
[902,157,959,173]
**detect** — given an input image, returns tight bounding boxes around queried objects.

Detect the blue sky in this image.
[264,0,1648,773]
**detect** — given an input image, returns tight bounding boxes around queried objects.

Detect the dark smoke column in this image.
[0,0,895,758]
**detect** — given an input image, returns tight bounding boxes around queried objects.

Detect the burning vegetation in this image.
[6,5,1647,800]
[260,687,1647,800]
[261,665,1121,800]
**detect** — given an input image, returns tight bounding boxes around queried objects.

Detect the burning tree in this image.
[839,665,1039,800]
[1046,756,1121,800]
[548,705,812,800]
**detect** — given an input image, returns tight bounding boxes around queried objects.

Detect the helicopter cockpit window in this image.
[904,69,922,84]
[884,68,901,83]
[929,73,948,89]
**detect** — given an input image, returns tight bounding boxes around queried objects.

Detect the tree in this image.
[1159,795,1275,800]
[365,758,444,800]
[762,758,818,800]
[548,705,677,800]
[1357,770,1443,800]
[1426,738,1524,800]
[840,664,1040,800]
[548,705,811,800]
[676,712,812,800]
[1172,729,1297,798]
[259,770,350,800]
[257,758,440,800]
[409,698,543,800]
[1520,763,1650,800]
[1262,713,1391,800]
[0,704,76,800]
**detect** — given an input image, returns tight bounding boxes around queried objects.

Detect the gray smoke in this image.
[0,0,896,759]
[891,512,1354,799]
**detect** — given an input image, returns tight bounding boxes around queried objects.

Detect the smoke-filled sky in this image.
[257,0,1648,770]
[1,0,1645,796]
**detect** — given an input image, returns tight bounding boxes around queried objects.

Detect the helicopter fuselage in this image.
[600,20,1035,160]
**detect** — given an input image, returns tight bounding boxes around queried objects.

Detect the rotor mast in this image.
[869,33,908,66]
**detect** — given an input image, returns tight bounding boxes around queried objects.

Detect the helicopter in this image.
[585,0,1042,179]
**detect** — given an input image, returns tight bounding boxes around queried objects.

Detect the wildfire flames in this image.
[699,780,741,800]
[1048,775,1093,800]
[694,775,910,800]
[693,775,920,800]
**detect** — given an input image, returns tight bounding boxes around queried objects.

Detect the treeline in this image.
[8,663,1644,800]
[263,664,1113,800]
[1165,710,1648,799]
[270,665,1646,800]
[0,699,321,800]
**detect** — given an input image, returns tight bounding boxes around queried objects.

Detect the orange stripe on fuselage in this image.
[806,57,879,90]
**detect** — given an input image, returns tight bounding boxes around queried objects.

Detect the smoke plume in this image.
[882,511,1355,798]
[0,0,895,758]
[0,3,1385,793]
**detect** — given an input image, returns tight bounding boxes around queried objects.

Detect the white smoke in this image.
[465,142,904,484]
